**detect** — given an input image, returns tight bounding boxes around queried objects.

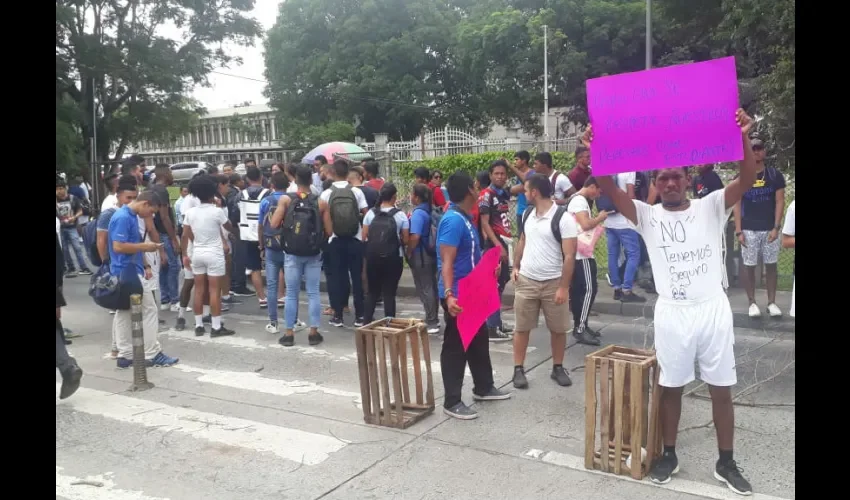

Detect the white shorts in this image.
[191,249,226,277]
[654,293,737,388]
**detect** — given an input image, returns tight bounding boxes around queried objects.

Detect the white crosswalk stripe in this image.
[56,467,169,500]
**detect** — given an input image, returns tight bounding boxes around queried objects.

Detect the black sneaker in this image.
[649,451,680,485]
[194,326,205,337]
[472,387,512,401]
[714,460,753,496]
[211,325,236,338]
[78,268,94,276]
[59,364,83,400]
[279,335,295,347]
[488,326,511,342]
[613,289,622,301]
[221,296,240,305]
[329,316,344,327]
[620,292,647,303]
[551,365,572,386]
[353,317,365,327]
[231,287,256,297]
[175,317,186,331]
[498,322,514,335]
[443,401,478,420]
[585,326,601,337]
[512,366,529,389]
[573,330,601,346]
[202,315,211,324]
[308,332,324,346]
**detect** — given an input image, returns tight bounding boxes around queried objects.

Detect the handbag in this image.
[576,224,604,258]
[89,260,143,311]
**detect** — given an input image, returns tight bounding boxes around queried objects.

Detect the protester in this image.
[362,183,409,322]
[693,164,725,199]
[239,166,271,307]
[733,138,785,318]
[567,177,607,343]
[147,164,181,311]
[407,183,441,334]
[532,152,572,203]
[56,217,83,400]
[414,167,447,207]
[438,171,511,420]
[511,173,579,389]
[348,165,379,208]
[509,150,535,233]
[56,177,93,277]
[566,145,592,197]
[588,109,757,495]
[478,160,513,341]
[174,186,189,237]
[781,200,795,317]
[604,171,646,303]
[363,160,385,191]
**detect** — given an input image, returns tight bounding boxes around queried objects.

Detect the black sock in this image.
[514,365,524,371]
[663,445,676,456]
[553,364,562,369]
[719,449,733,464]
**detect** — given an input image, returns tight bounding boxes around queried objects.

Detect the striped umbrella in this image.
[301,142,371,164]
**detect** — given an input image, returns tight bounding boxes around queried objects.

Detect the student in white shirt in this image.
[781,200,795,317]
[532,151,572,203]
[587,109,758,495]
[510,173,578,389]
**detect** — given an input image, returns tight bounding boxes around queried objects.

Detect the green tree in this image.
[55,0,262,168]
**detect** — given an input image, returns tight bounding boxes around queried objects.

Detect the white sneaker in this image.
[294,320,306,328]
[767,303,782,317]
[265,322,280,334]
[170,303,181,312]
[160,303,171,311]
[427,326,441,335]
[748,303,762,318]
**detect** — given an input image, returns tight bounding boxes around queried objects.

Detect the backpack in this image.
[83,216,103,266]
[78,195,93,217]
[550,172,561,192]
[279,193,323,256]
[238,188,269,241]
[414,205,443,256]
[521,205,568,257]
[595,175,618,213]
[366,208,401,259]
[328,184,361,237]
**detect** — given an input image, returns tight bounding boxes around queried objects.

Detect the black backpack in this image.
[279,193,323,256]
[366,208,401,259]
[521,205,568,257]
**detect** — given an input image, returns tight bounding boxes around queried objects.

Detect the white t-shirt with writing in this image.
[184,204,228,252]
[567,194,593,261]
[633,189,732,302]
[606,172,636,230]
[550,172,572,201]
[320,181,368,241]
[520,202,579,281]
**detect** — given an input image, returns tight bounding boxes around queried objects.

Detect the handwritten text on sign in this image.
[586,56,743,176]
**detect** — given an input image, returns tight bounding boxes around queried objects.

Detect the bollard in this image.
[128,294,154,392]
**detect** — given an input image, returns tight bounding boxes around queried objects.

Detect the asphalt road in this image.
[56,277,795,500]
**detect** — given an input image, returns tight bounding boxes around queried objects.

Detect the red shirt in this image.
[567,165,591,193]
[478,186,512,238]
[365,178,385,191]
[429,182,446,207]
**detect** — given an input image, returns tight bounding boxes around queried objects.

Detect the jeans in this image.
[284,253,322,329]
[606,227,640,291]
[265,250,287,323]
[485,240,511,328]
[364,254,403,322]
[440,299,495,408]
[61,227,89,271]
[158,237,180,304]
[408,250,439,326]
[327,238,365,318]
[231,235,247,290]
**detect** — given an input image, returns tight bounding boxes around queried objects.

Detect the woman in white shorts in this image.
[182,175,235,338]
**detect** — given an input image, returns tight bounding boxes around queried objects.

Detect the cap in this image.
[751,138,765,149]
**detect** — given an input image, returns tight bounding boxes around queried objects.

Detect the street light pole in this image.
[645,0,652,69]
[543,24,549,140]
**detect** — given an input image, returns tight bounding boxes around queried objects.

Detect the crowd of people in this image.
[55,107,794,497]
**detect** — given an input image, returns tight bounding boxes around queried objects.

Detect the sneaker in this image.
[308,332,324,346]
[265,322,280,334]
[160,303,172,311]
[512,366,529,389]
[170,302,181,312]
[221,304,231,312]
[606,273,613,286]
[175,317,186,331]
[613,289,622,301]
[221,296,240,305]
[487,326,511,342]
[586,326,601,338]
[294,320,306,329]
[259,298,268,309]
[443,401,478,420]
[195,326,205,337]
[767,303,782,318]
[551,365,573,387]
[64,271,78,278]
[426,325,441,335]
[329,316,344,327]
[277,297,286,308]
[649,451,680,485]
[116,357,133,369]
[748,303,761,318]
[279,334,295,347]
[573,330,601,346]
[78,268,94,276]
[59,365,83,400]
[231,287,256,297]
[109,309,117,315]
[472,387,512,401]
[150,352,179,367]
[714,460,753,496]
[498,322,514,335]
[202,315,211,324]
[620,291,646,303]
[353,317,365,327]
[211,325,236,338]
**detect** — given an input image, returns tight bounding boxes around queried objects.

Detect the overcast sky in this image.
[189,0,278,111]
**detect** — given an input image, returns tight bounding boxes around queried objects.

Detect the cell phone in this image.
[156,242,165,248]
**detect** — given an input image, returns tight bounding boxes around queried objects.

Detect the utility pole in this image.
[90,76,101,211]
[543,25,549,140]
[645,0,652,69]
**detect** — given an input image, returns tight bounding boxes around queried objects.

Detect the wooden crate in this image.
[355,318,435,429]
[584,345,662,480]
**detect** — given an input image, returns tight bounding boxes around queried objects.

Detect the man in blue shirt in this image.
[407,184,440,334]
[437,171,511,420]
[108,190,179,369]
[509,150,535,233]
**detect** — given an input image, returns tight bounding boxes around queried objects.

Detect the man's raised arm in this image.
[722,109,757,209]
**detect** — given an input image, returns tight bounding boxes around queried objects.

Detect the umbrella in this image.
[301,142,371,164]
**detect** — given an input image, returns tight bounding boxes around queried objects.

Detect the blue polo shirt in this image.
[409,203,432,254]
[108,205,144,276]
[515,168,535,218]
[437,205,481,298]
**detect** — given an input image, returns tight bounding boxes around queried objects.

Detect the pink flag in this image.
[456,247,502,352]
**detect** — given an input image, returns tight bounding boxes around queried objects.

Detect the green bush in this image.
[394,151,575,180]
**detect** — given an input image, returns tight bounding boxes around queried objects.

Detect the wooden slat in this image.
[377,333,393,426]
[388,334,405,427]
[420,327,435,406]
[612,360,626,475]
[366,332,381,421]
[630,363,645,479]
[599,358,610,472]
[589,345,616,359]
[584,354,598,470]
[399,329,410,403]
[646,363,662,467]
[410,330,424,405]
[354,330,371,422]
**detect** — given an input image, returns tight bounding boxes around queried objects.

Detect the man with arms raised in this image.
[586,109,757,496]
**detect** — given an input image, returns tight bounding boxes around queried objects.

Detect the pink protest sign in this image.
[586,56,743,176]
[456,247,502,352]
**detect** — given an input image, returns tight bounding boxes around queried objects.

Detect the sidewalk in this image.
[317,269,796,334]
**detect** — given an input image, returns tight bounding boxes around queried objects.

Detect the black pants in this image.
[56,318,74,372]
[440,299,494,408]
[570,258,598,333]
[364,254,403,322]
[327,237,365,318]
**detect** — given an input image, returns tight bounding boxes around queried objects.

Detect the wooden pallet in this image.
[355,318,435,429]
[584,345,662,480]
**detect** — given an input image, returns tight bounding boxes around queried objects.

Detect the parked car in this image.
[170,162,215,184]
